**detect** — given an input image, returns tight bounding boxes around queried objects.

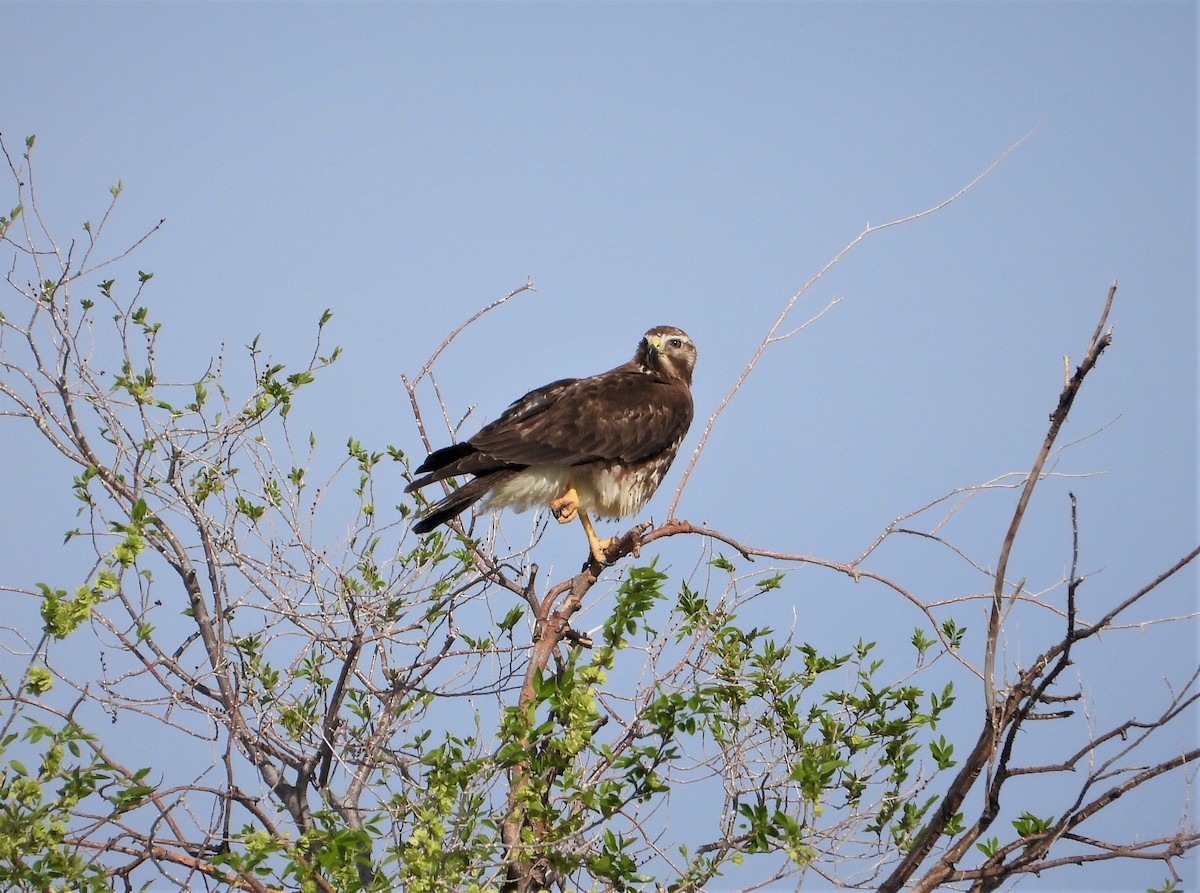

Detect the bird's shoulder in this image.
[486,361,650,424]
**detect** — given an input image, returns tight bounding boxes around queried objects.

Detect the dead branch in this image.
[984,281,1116,712]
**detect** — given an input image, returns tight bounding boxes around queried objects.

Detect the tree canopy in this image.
[1,134,1196,893]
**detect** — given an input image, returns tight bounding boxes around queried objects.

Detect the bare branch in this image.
[669,125,1041,518]
[984,281,1116,712]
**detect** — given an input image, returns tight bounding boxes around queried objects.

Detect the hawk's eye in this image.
[668,338,683,350]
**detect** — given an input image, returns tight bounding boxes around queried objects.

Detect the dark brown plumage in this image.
[405,325,697,563]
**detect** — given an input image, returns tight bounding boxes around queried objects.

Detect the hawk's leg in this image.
[549,487,579,524]
[578,510,618,566]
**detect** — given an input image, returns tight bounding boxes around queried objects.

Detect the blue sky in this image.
[3,2,1197,890]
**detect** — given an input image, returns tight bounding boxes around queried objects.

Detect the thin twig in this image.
[669,125,1040,517]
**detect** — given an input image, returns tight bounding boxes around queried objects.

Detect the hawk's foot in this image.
[588,535,619,566]
[550,488,579,525]
[577,510,618,566]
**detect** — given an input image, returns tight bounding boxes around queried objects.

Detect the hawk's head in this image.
[637,325,697,386]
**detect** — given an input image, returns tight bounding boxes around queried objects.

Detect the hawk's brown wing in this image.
[472,367,693,465]
[407,365,692,489]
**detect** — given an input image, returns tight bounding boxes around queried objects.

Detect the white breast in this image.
[483,442,681,521]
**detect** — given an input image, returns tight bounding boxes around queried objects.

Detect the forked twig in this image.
[668,124,1041,517]
[410,279,536,387]
[401,278,536,454]
[983,281,1116,713]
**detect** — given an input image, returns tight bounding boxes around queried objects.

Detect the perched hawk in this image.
[406,325,697,564]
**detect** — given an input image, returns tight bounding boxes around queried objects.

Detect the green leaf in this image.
[709,554,736,572]
[235,496,266,522]
[929,735,956,769]
[755,571,785,592]
[497,606,524,633]
[911,627,934,655]
[25,666,54,695]
[1012,810,1055,838]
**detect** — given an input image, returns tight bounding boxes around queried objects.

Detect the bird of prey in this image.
[406,325,697,564]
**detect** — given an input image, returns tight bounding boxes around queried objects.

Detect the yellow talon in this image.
[579,510,617,566]
[549,487,579,524]
[550,488,615,564]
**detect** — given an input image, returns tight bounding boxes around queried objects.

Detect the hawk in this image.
[406,325,697,564]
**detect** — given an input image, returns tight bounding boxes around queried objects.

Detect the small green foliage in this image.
[235,312,337,422]
[112,530,144,567]
[497,605,524,634]
[110,767,156,816]
[38,583,101,639]
[588,829,651,886]
[186,379,208,412]
[942,811,965,837]
[709,554,736,573]
[112,359,156,404]
[1148,880,1184,893]
[603,561,667,651]
[889,795,938,850]
[0,720,136,892]
[234,495,266,522]
[1012,810,1055,840]
[0,203,21,240]
[737,800,807,858]
[911,627,934,659]
[977,836,1000,858]
[131,303,161,335]
[212,827,288,885]
[190,465,225,503]
[23,667,53,695]
[929,735,956,769]
[754,571,785,593]
[929,682,956,720]
[788,743,850,804]
[940,618,966,649]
